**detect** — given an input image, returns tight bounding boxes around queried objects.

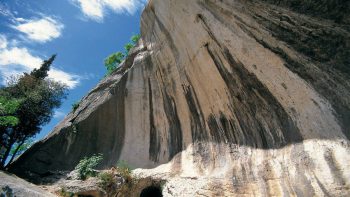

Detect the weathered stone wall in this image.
[10,0,350,195]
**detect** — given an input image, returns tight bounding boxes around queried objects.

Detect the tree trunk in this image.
[6,137,26,168]
[0,143,11,169]
[0,135,16,169]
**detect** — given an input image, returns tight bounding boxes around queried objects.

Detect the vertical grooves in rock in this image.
[203,37,302,148]
[182,84,208,142]
[162,90,183,159]
[148,78,160,162]
[237,12,350,139]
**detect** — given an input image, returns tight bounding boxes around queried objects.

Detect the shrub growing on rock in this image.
[58,188,74,197]
[116,160,132,184]
[75,153,103,180]
[99,171,115,188]
[98,171,121,195]
[71,99,82,112]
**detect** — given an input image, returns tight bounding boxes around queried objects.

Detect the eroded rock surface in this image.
[10,0,350,196]
[0,171,55,197]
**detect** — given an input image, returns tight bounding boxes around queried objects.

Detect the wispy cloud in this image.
[0,35,8,49]
[0,47,42,71]
[72,0,146,21]
[0,35,80,89]
[48,68,80,89]
[53,110,66,119]
[11,17,64,43]
[0,3,14,18]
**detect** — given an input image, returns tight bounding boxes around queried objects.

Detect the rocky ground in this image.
[1,169,165,197]
[0,171,55,197]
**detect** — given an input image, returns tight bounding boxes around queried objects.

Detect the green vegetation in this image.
[58,188,74,197]
[98,171,116,192]
[0,55,68,168]
[71,100,81,112]
[131,35,140,44]
[117,160,132,180]
[99,171,114,186]
[124,43,134,53]
[116,160,133,185]
[97,160,133,194]
[75,153,103,180]
[104,52,125,75]
[104,34,141,75]
[0,97,22,127]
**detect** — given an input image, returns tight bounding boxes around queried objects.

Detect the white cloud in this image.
[15,18,26,22]
[75,0,104,20]
[0,35,8,49]
[0,35,80,89]
[53,110,66,119]
[48,69,80,89]
[12,17,64,43]
[73,0,146,21]
[0,47,42,70]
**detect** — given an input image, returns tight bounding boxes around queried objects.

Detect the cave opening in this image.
[140,186,163,197]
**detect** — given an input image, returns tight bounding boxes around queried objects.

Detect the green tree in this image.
[131,34,140,44]
[124,43,134,53]
[103,34,140,75]
[0,96,21,163]
[0,55,68,168]
[30,55,56,79]
[71,100,81,112]
[104,52,125,75]
[0,96,21,127]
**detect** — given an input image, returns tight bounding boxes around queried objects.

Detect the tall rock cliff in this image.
[10,0,350,196]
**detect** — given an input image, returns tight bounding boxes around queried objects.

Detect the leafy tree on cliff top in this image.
[0,55,68,168]
[104,52,125,75]
[104,34,140,75]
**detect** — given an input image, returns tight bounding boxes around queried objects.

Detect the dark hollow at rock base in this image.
[140,186,163,197]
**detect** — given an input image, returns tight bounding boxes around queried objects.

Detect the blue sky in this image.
[0,0,146,141]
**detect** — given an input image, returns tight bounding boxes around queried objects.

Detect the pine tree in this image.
[30,54,56,79]
[0,55,67,168]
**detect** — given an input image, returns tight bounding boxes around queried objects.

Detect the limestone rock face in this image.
[10,0,350,196]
